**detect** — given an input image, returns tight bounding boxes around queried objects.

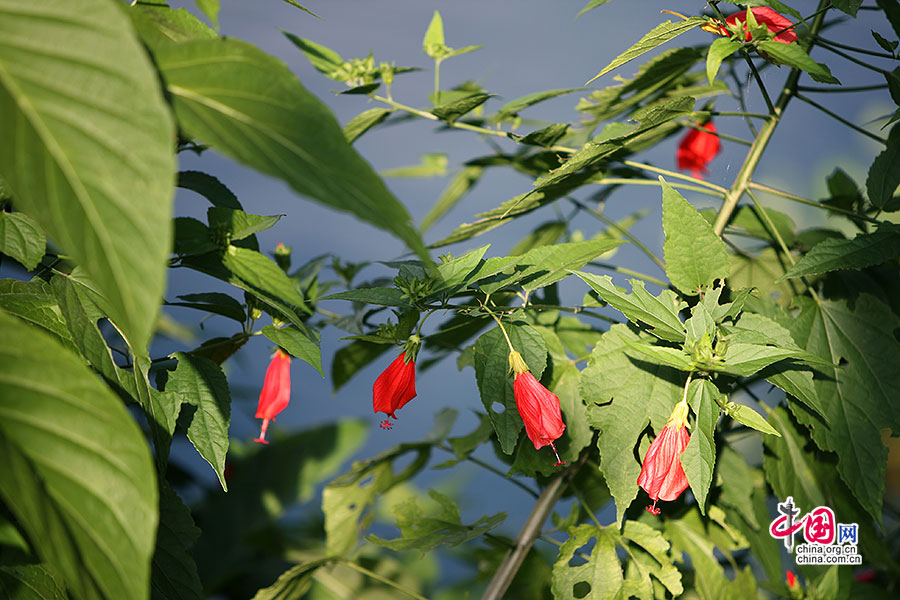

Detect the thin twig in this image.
[794,92,888,144]
[748,181,880,224]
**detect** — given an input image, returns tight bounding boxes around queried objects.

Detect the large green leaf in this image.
[0,564,67,600]
[586,17,707,83]
[166,352,231,492]
[573,272,686,342]
[473,322,547,455]
[0,211,45,270]
[661,178,729,295]
[551,522,682,600]
[757,41,839,84]
[580,324,684,524]
[787,295,900,524]
[681,379,719,514]
[150,37,429,261]
[262,324,323,376]
[0,278,75,351]
[0,311,157,600]
[781,223,900,279]
[0,0,176,353]
[366,489,505,552]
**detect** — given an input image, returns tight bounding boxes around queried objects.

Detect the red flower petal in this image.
[677,121,720,178]
[373,353,417,419]
[637,421,690,504]
[726,7,798,44]
[513,371,566,450]
[254,349,291,443]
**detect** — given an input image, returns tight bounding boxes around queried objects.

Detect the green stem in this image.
[339,560,429,600]
[816,38,892,75]
[373,94,508,140]
[481,452,588,600]
[622,160,729,195]
[747,181,880,224]
[745,188,796,266]
[708,110,770,120]
[794,92,888,145]
[741,50,776,114]
[814,35,898,60]
[481,300,515,352]
[712,0,831,237]
[593,177,725,198]
[434,58,442,105]
[796,83,888,93]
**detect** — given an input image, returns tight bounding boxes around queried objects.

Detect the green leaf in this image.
[581,325,684,524]
[420,165,483,232]
[586,17,707,83]
[573,272,686,342]
[519,123,570,148]
[343,107,391,143]
[866,124,900,209]
[726,402,780,436]
[151,483,203,600]
[577,0,614,18]
[0,0,176,353]
[716,446,760,529]
[682,379,720,513]
[758,41,840,84]
[167,353,232,492]
[321,287,410,308]
[277,0,319,18]
[223,246,308,311]
[0,310,157,600]
[729,247,797,307]
[151,38,429,262]
[0,279,75,350]
[177,171,241,209]
[332,340,390,391]
[366,489,505,552]
[782,223,900,279]
[730,205,797,246]
[282,33,343,77]
[423,11,445,57]
[763,407,825,511]
[0,564,67,600]
[167,292,245,323]
[262,324,322,376]
[717,342,800,377]
[129,2,218,48]
[481,239,624,295]
[323,440,429,556]
[381,153,448,178]
[207,207,281,242]
[434,245,490,292]
[473,322,547,455]
[431,93,492,122]
[873,30,899,54]
[193,0,220,28]
[831,0,863,16]
[495,88,583,121]
[625,341,695,371]
[250,560,329,600]
[786,295,900,524]
[706,38,741,84]
[661,177,729,295]
[0,211,45,270]
[551,522,682,600]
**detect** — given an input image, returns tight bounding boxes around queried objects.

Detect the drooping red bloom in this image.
[254,349,291,445]
[724,7,798,44]
[786,571,797,588]
[509,350,566,466]
[637,400,690,515]
[373,353,417,423]
[677,121,720,178]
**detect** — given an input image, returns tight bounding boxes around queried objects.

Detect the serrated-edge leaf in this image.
[682,379,719,513]
[758,40,840,84]
[262,324,323,376]
[728,403,780,436]
[587,17,707,83]
[706,38,741,84]
[865,125,900,209]
[282,32,343,76]
[343,107,391,143]
[0,211,46,270]
[782,224,900,279]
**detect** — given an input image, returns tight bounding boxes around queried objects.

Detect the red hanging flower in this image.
[637,400,690,515]
[725,7,798,44]
[509,350,566,466]
[254,349,291,445]
[373,336,420,427]
[677,121,720,178]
